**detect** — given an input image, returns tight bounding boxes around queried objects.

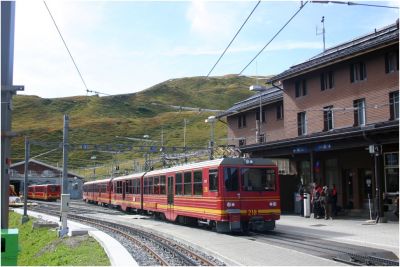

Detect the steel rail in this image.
[29,203,218,266]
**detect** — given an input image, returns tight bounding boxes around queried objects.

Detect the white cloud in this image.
[186,1,249,43]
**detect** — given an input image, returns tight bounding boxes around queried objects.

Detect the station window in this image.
[350,62,367,83]
[175,173,183,195]
[295,79,307,97]
[160,176,166,195]
[384,152,399,193]
[224,168,239,191]
[193,170,203,196]
[209,169,218,192]
[184,172,192,195]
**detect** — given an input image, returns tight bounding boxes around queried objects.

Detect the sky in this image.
[13,0,399,98]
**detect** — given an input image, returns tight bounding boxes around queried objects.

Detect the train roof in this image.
[84,158,276,184]
[84,178,112,185]
[28,184,60,187]
[145,157,275,176]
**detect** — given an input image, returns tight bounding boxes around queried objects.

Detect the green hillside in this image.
[11,75,265,179]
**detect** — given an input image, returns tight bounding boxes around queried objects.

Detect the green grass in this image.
[8,211,110,266]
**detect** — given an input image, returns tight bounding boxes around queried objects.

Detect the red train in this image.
[28,184,61,201]
[83,158,280,232]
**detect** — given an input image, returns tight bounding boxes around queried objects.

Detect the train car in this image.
[27,184,61,201]
[110,173,144,212]
[83,158,280,233]
[83,178,112,205]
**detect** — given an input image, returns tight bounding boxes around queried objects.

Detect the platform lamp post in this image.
[205,116,216,160]
[249,85,267,144]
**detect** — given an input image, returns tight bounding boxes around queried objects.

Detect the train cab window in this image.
[154,177,160,194]
[184,172,192,195]
[241,168,275,191]
[160,176,166,194]
[209,169,218,192]
[175,173,183,195]
[193,170,203,195]
[224,168,239,191]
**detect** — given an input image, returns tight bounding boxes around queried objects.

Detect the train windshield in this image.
[241,168,276,192]
[49,185,59,192]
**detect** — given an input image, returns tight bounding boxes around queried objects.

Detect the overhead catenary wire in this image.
[43,1,90,93]
[239,1,309,75]
[206,0,261,77]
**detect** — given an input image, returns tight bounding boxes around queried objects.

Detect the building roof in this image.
[11,159,83,179]
[216,86,283,118]
[268,20,399,83]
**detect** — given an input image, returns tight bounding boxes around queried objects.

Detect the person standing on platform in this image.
[298,182,305,217]
[322,186,332,220]
[331,184,338,217]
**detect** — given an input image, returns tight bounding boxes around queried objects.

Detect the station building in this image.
[10,159,83,199]
[217,21,399,220]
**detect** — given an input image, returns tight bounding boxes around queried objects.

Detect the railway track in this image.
[28,203,223,266]
[250,231,399,266]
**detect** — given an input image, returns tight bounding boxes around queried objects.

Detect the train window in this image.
[160,176,166,195]
[175,173,183,195]
[224,168,239,191]
[148,177,154,194]
[209,169,218,192]
[144,178,149,195]
[102,184,107,193]
[116,181,123,194]
[241,168,276,191]
[184,172,192,195]
[134,179,139,194]
[193,170,203,196]
[154,177,160,194]
[126,180,132,194]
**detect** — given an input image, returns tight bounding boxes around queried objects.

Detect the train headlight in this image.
[227,202,232,208]
[269,201,277,207]
[231,202,235,207]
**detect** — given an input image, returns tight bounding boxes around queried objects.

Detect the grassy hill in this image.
[11,75,267,179]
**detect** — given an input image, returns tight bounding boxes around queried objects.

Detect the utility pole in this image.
[59,114,69,237]
[1,1,24,229]
[316,16,326,52]
[183,119,187,163]
[21,137,30,224]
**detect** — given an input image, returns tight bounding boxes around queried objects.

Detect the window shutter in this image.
[323,110,328,131]
[320,73,325,91]
[297,113,302,136]
[389,93,394,120]
[302,80,307,96]
[350,64,354,83]
[243,114,246,127]
[362,62,366,80]
[329,71,334,88]
[385,53,389,73]
[238,116,242,128]
[295,81,300,97]
[353,101,359,126]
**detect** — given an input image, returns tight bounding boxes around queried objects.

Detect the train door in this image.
[222,167,241,231]
[167,175,174,220]
[122,181,126,200]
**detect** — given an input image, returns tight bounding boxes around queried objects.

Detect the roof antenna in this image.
[316,16,326,52]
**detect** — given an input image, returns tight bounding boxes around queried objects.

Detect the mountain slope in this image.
[11,75,266,177]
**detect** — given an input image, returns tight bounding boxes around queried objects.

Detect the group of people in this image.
[298,182,338,220]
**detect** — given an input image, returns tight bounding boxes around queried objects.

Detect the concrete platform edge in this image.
[12,208,137,266]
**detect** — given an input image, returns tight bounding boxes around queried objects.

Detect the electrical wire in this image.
[206,0,261,77]
[310,1,399,9]
[239,1,309,75]
[43,1,90,93]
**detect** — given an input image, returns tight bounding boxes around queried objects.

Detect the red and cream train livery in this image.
[28,184,61,201]
[83,158,280,232]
